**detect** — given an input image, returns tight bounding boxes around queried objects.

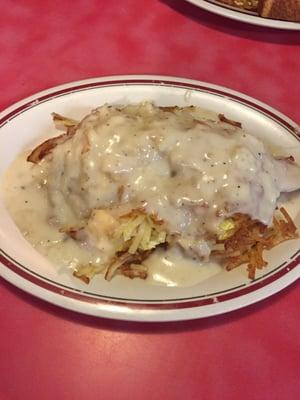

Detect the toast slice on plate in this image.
[258,0,300,21]
[216,0,300,22]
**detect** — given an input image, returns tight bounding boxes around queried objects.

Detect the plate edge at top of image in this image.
[186,0,300,30]
[0,75,299,321]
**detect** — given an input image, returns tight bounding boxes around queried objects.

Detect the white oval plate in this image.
[187,0,300,30]
[0,75,299,322]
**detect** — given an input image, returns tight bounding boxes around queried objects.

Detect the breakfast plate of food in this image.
[187,0,300,29]
[0,75,299,321]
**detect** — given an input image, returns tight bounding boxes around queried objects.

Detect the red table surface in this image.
[0,1,299,399]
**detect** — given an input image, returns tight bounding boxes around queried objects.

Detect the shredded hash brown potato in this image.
[72,207,298,283]
[114,210,168,254]
[73,264,104,284]
[105,251,151,282]
[218,113,242,128]
[73,209,170,283]
[212,207,298,279]
[27,113,78,163]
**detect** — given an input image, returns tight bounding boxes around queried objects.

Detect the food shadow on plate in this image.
[160,0,300,45]
[1,277,299,334]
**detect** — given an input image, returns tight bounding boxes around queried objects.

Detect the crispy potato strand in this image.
[213,207,298,279]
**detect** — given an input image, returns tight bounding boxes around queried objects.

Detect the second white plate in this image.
[187,0,300,30]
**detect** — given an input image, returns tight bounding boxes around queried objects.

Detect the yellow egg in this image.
[218,218,236,240]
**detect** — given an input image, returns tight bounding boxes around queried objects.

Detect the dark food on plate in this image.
[258,0,300,22]
[216,1,259,11]
[25,103,300,283]
[217,0,300,21]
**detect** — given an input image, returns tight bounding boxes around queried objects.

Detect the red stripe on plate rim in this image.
[1,252,299,310]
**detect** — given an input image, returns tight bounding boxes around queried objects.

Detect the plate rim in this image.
[1,263,299,322]
[0,74,299,321]
[186,0,300,30]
